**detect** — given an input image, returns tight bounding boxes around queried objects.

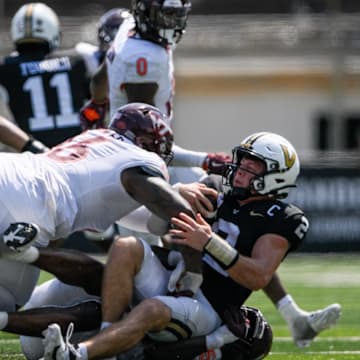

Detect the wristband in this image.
[204,233,239,269]
[21,137,48,153]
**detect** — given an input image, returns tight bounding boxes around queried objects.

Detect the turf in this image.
[0,253,359,359]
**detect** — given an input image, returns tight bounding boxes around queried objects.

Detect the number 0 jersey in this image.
[201,191,309,318]
[0,49,90,147]
[106,34,174,122]
[0,129,168,247]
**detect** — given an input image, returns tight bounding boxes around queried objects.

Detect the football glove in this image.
[21,137,49,153]
[80,98,108,130]
[202,152,232,175]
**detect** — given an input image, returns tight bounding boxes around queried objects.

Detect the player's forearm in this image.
[171,143,207,167]
[0,116,29,151]
[90,62,109,102]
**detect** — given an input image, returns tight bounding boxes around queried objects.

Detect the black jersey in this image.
[0,49,90,147]
[201,192,309,319]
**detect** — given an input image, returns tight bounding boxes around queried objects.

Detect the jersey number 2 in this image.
[24,74,79,131]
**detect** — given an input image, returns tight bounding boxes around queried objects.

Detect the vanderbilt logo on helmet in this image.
[281,144,296,169]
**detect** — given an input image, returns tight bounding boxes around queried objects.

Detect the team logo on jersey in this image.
[250,210,264,217]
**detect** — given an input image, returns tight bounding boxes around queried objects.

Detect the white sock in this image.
[277,294,308,323]
[0,312,8,330]
[206,325,238,349]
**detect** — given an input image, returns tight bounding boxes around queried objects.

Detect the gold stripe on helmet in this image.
[25,4,34,38]
[241,132,269,149]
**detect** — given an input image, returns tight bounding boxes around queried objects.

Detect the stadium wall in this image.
[171,68,360,252]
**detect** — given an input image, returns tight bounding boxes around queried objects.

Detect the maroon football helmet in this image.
[97,8,132,51]
[131,0,191,47]
[109,103,174,162]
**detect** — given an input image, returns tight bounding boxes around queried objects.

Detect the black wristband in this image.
[21,138,47,153]
[204,233,239,270]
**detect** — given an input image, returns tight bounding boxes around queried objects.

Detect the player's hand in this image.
[80,98,108,130]
[169,212,212,251]
[202,152,232,175]
[177,183,218,218]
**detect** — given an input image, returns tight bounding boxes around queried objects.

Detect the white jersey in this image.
[0,129,168,246]
[107,35,174,122]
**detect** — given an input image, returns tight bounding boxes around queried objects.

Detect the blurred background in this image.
[1,0,360,252]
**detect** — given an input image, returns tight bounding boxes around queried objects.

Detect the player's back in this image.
[42,129,169,234]
[107,36,174,120]
[0,49,90,148]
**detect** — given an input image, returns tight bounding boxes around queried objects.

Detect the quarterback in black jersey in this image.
[168,132,309,354]
[0,3,90,148]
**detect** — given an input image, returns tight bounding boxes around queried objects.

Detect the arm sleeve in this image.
[171,143,207,167]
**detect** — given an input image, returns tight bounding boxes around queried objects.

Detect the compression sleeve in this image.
[171,143,207,167]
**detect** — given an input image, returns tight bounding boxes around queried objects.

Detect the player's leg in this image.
[2,228,104,297]
[43,291,221,360]
[18,279,101,360]
[263,272,341,347]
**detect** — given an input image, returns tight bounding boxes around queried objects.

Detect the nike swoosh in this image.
[250,210,264,217]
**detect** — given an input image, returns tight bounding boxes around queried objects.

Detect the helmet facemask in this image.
[223,150,267,201]
[224,132,300,200]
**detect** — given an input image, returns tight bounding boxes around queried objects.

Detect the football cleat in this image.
[291,303,342,348]
[3,222,39,252]
[42,322,80,360]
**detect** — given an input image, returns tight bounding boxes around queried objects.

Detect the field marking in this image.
[276,336,360,342]
[271,351,360,355]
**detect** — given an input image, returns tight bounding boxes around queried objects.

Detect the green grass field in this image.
[0,253,359,359]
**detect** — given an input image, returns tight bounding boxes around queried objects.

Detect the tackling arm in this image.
[90,61,109,103]
[121,167,203,289]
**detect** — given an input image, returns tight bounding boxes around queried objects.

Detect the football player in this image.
[75,8,134,77]
[0,2,90,148]
[0,102,208,355]
[37,132,313,360]
[80,0,341,346]
[79,0,231,181]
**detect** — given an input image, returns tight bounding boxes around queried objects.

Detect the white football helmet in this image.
[224,132,300,199]
[11,2,60,51]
